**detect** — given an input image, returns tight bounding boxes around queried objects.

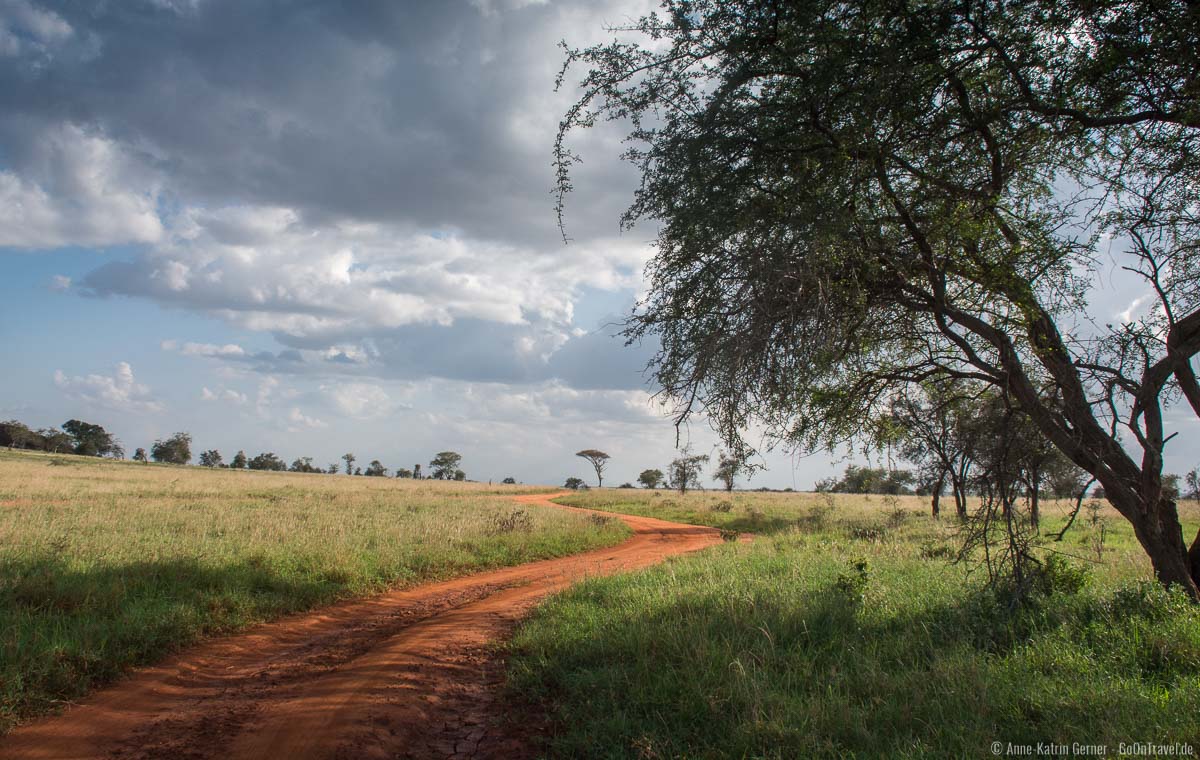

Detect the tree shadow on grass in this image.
[514,573,1200,759]
[0,553,349,730]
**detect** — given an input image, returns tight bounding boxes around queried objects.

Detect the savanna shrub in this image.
[1100,580,1194,622]
[850,525,885,542]
[919,543,955,560]
[490,509,534,534]
[1031,554,1091,597]
[835,558,870,603]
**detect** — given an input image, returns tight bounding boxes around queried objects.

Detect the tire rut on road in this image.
[1,492,722,760]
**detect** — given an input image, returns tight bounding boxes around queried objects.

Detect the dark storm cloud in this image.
[2,0,664,395]
[0,0,644,246]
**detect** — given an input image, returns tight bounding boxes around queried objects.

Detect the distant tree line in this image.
[1,416,473,482]
[2,419,123,458]
[815,466,917,497]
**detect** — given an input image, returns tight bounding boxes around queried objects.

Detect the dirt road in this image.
[1,492,721,759]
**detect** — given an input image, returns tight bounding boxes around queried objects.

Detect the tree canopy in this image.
[199,449,223,467]
[248,452,287,471]
[429,451,463,480]
[150,432,191,465]
[669,450,710,495]
[638,468,665,489]
[62,419,123,458]
[558,0,1200,596]
[713,451,744,492]
[575,449,611,488]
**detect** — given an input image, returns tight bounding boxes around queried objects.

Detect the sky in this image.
[0,0,1195,489]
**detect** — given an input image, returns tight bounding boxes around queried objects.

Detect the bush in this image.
[919,543,955,560]
[490,509,534,534]
[834,558,870,603]
[849,525,885,542]
[710,500,734,513]
[1100,580,1194,622]
[1030,554,1091,597]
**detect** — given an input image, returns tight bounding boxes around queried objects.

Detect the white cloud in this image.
[255,376,279,413]
[85,206,650,345]
[201,386,248,404]
[286,407,326,430]
[178,341,247,358]
[54,361,164,414]
[1116,293,1155,324]
[0,124,163,249]
[322,381,404,419]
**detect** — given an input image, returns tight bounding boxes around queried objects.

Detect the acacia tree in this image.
[249,452,286,471]
[199,449,223,467]
[151,432,191,465]
[575,449,611,488]
[558,0,1200,596]
[364,460,388,477]
[430,451,463,480]
[62,419,123,458]
[342,453,356,475]
[669,450,710,495]
[638,468,665,489]
[713,451,743,492]
[880,383,985,519]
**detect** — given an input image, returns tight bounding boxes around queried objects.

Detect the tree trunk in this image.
[932,470,945,518]
[1119,495,1200,601]
[1030,480,1040,532]
[952,478,968,520]
[1189,528,1200,587]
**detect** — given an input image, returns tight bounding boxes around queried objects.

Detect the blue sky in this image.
[1,0,1195,488]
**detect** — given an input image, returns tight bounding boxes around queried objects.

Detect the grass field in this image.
[508,489,1200,758]
[0,449,629,732]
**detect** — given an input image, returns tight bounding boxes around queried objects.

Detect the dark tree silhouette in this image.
[575,449,611,488]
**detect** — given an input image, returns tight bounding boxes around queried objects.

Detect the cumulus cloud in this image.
[3,1,661,391]
[286,407,326,431]
[54,361,164,414]
[84,209,648,339]
[0,123,163,248]
[176,341,247,358]
[200,386,247,404]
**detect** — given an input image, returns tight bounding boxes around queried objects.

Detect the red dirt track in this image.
[1,492,721,759]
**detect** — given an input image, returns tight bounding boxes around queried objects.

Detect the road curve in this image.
[1,492,722,759]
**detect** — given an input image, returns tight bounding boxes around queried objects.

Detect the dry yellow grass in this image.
[0,448,628,730]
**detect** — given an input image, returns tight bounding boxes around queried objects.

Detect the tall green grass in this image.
[508,490,1200,758]
[0,449,629,731]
